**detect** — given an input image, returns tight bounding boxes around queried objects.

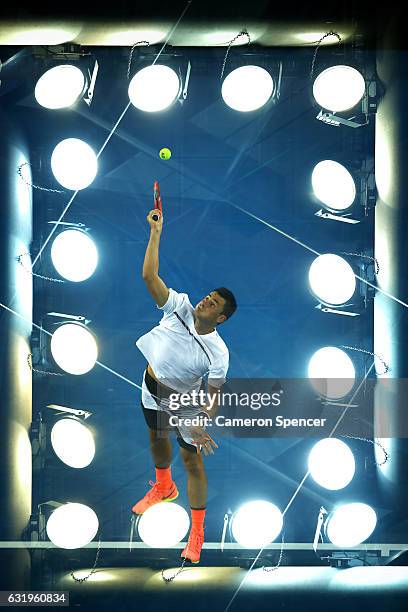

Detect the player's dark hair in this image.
[214,287,237,320]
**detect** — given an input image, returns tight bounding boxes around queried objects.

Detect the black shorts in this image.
[141,368,197,454]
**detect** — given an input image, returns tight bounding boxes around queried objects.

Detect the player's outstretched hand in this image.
[188,425,219,456]
[147,209,163,233]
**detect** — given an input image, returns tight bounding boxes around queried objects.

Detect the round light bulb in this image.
[222,66,274,112]
[51,419,95,468]
[46,503,99,549]
[51,138,98,190]
[309,254,356,305]
[138,503,190,547]
[50,323,98,375]
[51,230,98,282]
[35,65,86,109]
[326,503,377,547]
[308,346,355,399]
[128,65,180,112]
[308,438,355,490]
[231,500,283,548]
[313,65,365,112]
[312,160,356,211]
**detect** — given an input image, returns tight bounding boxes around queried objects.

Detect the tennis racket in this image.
[152,181,163,221]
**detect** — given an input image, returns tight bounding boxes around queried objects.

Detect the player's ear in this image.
[217,314,227,325]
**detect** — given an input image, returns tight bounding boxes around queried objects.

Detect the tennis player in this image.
[132,209,237,563]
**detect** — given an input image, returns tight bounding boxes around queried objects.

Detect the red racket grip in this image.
[152,181,163,221]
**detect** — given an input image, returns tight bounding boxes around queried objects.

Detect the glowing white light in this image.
[35,65,85,109]
[326,503,377,547]
[222,66,274,112]
[128,65,180,112]
[51,230,98,282]
[313,65,366,112]
[138,503,190,547]
[309,254,356,305]
[51,138,98,190]
[231,500,283,548]
[51,419,95,468]
[308,438,355,490]
[46,503,99,549]
[312,161,356,211]
[308,347,355,399]
[50,323,98,375]
[0,26,81,46]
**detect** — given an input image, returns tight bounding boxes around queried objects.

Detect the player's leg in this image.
[131,406,179,515]
[178,441,207,563]
[179,445,207,508]
[148,423,172,468]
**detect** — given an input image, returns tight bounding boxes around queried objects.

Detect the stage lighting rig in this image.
[221,51,282,112]
[30,312,97,377]
[309,252,377,317]
[29,501,99,549]
[313,504,377,567]
[127,47,191,112]
[313,158,376,223]
[47,221,99,282]
[33,44,99,109]
[313,63,377,128]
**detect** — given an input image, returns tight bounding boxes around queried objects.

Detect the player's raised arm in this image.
[142,210,169,307]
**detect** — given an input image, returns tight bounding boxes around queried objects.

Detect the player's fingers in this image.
[204,440,215,455]
[206,435,218,449]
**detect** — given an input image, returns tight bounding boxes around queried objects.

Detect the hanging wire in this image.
[220,29,251,81]
[310,30,342,81]
[16,253,65,284]
[161,539,192,583]
[340,345,390,375]
[127,41,150,80]
[340,251,380,275]
[17,162,65,194]
[70,538,102,583]
[27,353,65,377]
[341,435,389,467]
[262,531,285,573]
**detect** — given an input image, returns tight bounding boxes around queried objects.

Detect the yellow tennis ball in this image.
[159,148,172,160]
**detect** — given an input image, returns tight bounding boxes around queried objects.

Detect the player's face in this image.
[195,291,227,325]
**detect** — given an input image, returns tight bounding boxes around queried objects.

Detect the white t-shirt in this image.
[136,288,229,412]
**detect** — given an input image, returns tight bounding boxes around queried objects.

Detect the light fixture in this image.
[309,254,356,306]
[46,502,99,549]
[313,65,366,113]
[308,438,355,490]
[128,64,182,112]
[50,418,95,468]
[50,321,98,375]
[308,346,355,400]
[231,500,283,548]
[33,45,99,108]
[50,227,98,282]
[51,138,98,190]
[221,65,274,112]
[312,63,377,128]
[35,65,86,109]
[138,502,190,547]
[312,160,356,212]
[325,503,377,547]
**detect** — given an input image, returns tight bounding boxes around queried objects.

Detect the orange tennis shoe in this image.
[131,480,179,515]
[181,529,204,564]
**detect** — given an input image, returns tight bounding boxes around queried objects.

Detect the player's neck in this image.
[194,317,215,335]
